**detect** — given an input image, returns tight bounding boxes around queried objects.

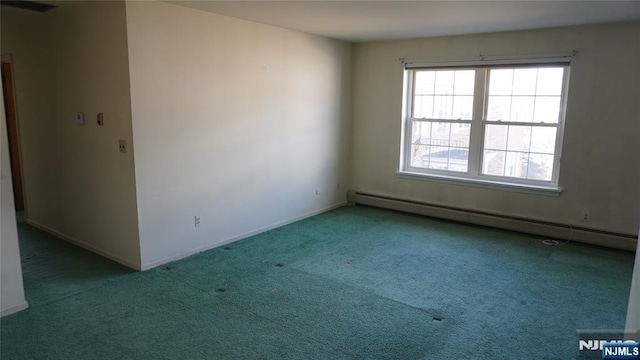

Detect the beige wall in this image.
[3,0,352,273]
[1,82,28,317]
[351,22,640,236]
[1,7,53,228]
[1,1,141,269]
[125,2,352,268]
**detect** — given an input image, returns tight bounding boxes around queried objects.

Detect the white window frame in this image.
[398,58,571,196]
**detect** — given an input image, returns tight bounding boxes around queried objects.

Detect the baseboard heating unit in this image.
[347,190,637,252]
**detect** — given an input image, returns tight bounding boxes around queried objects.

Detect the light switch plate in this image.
[76,112,85,125]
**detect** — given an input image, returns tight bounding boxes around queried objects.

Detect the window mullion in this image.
[409,118,472,123]
[401,71,415,171]
[468,68,486,177]
[483,121,560,127]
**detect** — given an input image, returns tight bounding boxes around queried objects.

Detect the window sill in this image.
[396,171,563,197]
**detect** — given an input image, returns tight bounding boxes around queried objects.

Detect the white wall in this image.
[351,22,640,236]
[1,80,28,317]
[1,1,141,269]
[125,2,352,268]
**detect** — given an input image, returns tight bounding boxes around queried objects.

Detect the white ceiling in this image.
[168,0,640,42]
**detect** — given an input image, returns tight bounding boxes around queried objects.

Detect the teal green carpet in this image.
[1,205,635,359]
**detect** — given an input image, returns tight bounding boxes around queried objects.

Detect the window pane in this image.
[530,127,557,154]
[536,68,564,95]
[506,125,531,152]
[427,145,448,170]
[415,71,435,95]
[451,124,471,148]
[429,122,471,148]
[414,95,434,118]
[482,150,505,176]
[410,122,432,167]
[453,70,475,95]
[527,154,554,181]
[484,124,508,150]
[431,122,451,146]
[447,148,469,172]
[487,66,565,126]
[427,146,469,172]
[533,96,561,123]
[488,69,513,95]
[452,95,473,120]
[410,144,429,168]
[505,151,528,178]
[482,124,556,181]
[434,71,455,95]
[411,121,432,143]
[512,69,537,95]
[509,96,535,122]
[412,121,470,172]
[416,69,475,120]
[433,96,454,119]
[486,96,510,121]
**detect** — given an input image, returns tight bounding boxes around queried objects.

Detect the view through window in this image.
[403,64,569,188]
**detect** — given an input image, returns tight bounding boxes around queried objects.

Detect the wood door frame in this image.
[1,55,25,211]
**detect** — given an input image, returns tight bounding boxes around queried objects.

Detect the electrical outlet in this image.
[581,211,590,222]
[194,216,202,228]
[118,139,127,153]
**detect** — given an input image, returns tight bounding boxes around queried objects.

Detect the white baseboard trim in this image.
[139,202,348,271]
[1,300,29,317]
[348,190,638,251]
[24,219,142,271]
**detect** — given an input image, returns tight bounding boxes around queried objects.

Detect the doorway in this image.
[1,57,25,211]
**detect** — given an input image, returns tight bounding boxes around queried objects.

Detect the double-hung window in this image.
[400,58,570,192]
